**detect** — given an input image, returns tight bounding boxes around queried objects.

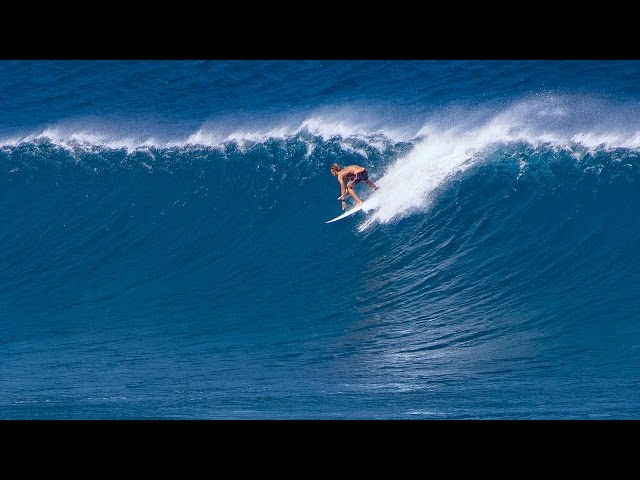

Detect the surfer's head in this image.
[330,163,341,176]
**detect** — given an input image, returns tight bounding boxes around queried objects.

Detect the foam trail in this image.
[359,127,484,229]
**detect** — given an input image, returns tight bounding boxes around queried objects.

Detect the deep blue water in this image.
[1,60,640,419]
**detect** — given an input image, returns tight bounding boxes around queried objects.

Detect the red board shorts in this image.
[347,169,369,188]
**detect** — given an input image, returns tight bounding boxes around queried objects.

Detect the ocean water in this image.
[1,60,639,419]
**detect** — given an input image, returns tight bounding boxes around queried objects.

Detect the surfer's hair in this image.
[330,163,341,172]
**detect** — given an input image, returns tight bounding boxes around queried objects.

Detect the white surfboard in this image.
[325,202,365,223]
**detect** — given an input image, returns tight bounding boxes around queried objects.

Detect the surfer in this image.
[330,163,378,210]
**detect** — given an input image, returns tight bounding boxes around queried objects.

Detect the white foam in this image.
[358,127,484,230]
[3,93,640,177]
[358,93,640,230]
[299,114,417,144]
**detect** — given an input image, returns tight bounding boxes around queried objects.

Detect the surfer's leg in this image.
[347,186,363,205]
[365,179,378,190]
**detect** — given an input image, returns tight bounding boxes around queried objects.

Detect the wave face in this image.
[2,60,640,419]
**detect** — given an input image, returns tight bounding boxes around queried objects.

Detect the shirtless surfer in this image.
[330,163,378,211]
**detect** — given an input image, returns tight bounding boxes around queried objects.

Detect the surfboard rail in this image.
[325,202,365,223]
